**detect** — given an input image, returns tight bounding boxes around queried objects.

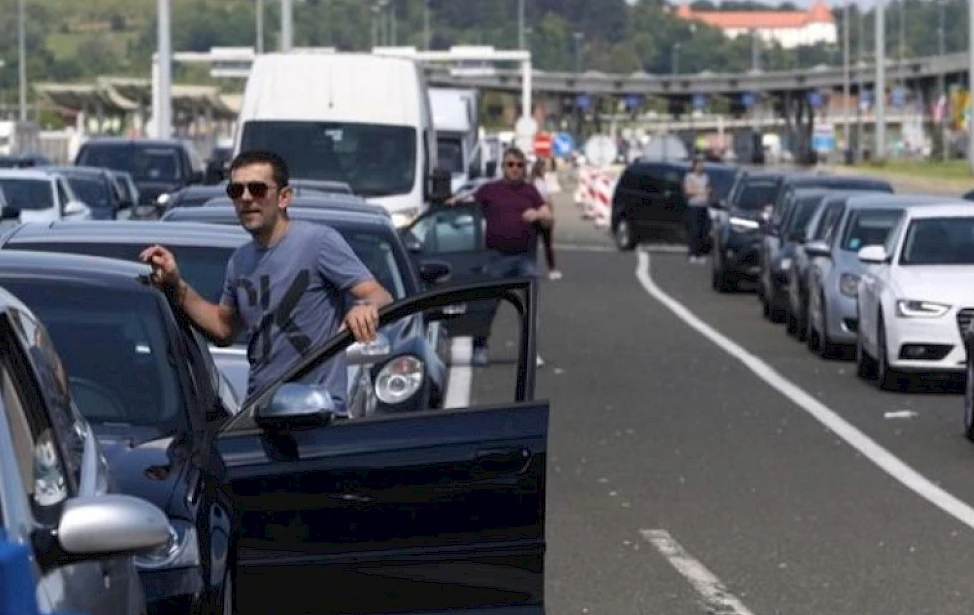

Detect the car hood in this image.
[891,266,974,305]
[92,424,189,514]
[18,208,58,223]
[728,208,764,222]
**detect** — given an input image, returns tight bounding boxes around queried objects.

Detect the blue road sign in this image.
[807,90,823,108]
[575,94,591,110]
[741,92,756,107]
[552,132,575,158]
[859,89,872,105]
[812,133,835,153]
[692,94,706,110]
[891,87,905,108]
[624,94,643,110]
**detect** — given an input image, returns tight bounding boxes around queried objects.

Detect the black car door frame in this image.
[216,279,547,615]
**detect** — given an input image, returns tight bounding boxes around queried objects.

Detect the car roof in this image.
[844,193,970,208]
[742,171,786,181]
[0,249,152,289]
[203,194,389,216]
[79,138,187,148]
[164,205,396,230]
[0,169,56,180]
[2,221,251,248]
[901,203,974,218]
[785,174,892,189]
[44,166,111,177]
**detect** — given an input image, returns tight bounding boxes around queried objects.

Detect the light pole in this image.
[938,0,947,161]
[857,6,865,161]
[255,0,264,54]
[750,29,760,72]
[18,0,27,122]
[390,2,397,46]
[874,0,886,161]
[968,0,974,172]
[156,0,172,139]
[672,42,681,75]
[842,0,850,158]
[518,0,526,50]
[424,0,431,51]
[281,0,293,52]
[573,32,583,74]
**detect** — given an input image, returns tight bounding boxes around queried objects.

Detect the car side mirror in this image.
[34,495,172,567]
[418,260,452,285]
[346,334,392,366]
[399,230,422,254]
[428,168,453,204]
[257,382,337,430]
[857,244,889,264]
[63,200,87,216]
[804,240,831,258]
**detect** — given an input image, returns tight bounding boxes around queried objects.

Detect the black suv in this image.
[610,159,739,251]
[73,138,205,207]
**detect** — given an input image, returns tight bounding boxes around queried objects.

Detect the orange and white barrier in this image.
[574,165,618,228]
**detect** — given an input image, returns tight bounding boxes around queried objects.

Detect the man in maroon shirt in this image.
[450,146,554,366]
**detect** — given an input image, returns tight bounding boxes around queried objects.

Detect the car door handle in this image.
[472,448,531,475]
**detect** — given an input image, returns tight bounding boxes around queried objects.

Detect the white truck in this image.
[0,121,40,158]
[429,88,481,194]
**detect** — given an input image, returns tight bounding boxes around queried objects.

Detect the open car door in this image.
[217,279,548,615]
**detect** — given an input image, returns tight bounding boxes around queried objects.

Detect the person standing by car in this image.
[530,158,562,281]
[448,147,554,367]
[683,156,712,264]
[139,150,393,412]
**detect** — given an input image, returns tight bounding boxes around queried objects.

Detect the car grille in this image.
[957,308,974,338]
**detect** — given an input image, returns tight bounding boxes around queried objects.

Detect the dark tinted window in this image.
[240,120,417,198]
[437,136,464,174]
[900,217,974,265]
[66,176,111,210]
[840,209,903,252]
[0,178,53,210]
[786,198,825,233]
[706,168,738,199]
[0,282,185,437]
[78,145,183,182]
[735,180,779,211]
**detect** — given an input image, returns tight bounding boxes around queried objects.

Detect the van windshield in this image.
[240,121,417,198]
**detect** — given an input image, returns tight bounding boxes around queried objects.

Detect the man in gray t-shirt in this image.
[682,157,712,263]
[141,150,393,412]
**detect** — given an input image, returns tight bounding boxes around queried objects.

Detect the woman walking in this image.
[531,158,562,280]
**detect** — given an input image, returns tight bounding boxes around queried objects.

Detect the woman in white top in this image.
[530,158,562,280]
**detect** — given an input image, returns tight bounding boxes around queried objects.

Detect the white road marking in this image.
[444,336,473,409]
[636,251,974,531]
[553,243,687,254]
[640,529,758,615]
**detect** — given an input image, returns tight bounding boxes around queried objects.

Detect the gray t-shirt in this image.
[220,221,373,408]
[684,171,710,207]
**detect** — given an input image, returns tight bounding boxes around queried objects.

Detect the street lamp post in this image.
[424,0,431,51]
[18,0,27,122]
[672,42,681,75]
[156,0,172,139]
[874,0,886,161]
[255,0,264,54]
[968,0,974,172]
[281,0,293,52]
[518,0,526,50]
[938,0,947,161]
[842,0,851,159]
[856,6,865,161]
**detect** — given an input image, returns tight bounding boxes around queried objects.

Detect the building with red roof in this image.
[674,0,837,49]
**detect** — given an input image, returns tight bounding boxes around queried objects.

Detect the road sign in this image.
[584,135,618,168]
[552,132,575,158]
[514,116,538,154]
[692,94,706,110]
[624,94,643,110]
[807,90,823,108]
[576,94,591,110]
[741,92,756,107]
[812,123,835,152]
[533,132,553,158]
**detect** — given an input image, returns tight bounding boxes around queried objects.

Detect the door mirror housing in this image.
[418,260,452,285]
[857,244,889,264]
[804,240,831,258]
[428,168,453,205]
[257,382,337,430]
[63,200,87,216]
[34,495,172,567]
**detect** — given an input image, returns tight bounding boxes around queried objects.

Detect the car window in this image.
[899,216,974,265]
[407,207,480,255]
[79,145,183,182]
[1,281,187,440]
[343,232,407,300]
[0,324,73,525]
[56,180,70,206]
[735,180,778,211]
[810,203,840,242]
[839,209,903,252]
[706,169,737,200]
[66,176,110,209]
[0,178,55,211]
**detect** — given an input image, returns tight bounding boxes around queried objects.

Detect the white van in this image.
[429,88,480,193]
[233,52,438,227]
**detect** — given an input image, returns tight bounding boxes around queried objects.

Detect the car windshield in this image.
[786,198,824,233]
[0,281,184,436]
[840,209,903,252]
[899,217,974,265]
[437,136,465,174]
[239,121,417,198]
[66,176,110,209]
[0,178,53,211]
[706,168,737,199]
[79,146,182,182]
[735,180,778,211]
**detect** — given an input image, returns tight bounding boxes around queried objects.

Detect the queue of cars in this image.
[0,157,549,615]
[696,167,974,444]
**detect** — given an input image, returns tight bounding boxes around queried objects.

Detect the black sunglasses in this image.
[505,160,525,169]
[226,181,281,199]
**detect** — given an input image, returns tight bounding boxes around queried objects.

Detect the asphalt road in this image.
[471,185,974,615]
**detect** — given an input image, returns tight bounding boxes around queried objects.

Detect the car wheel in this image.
[613,218,635,251]
[875,315,906,391]
[856,332,876,380]
[965,358,974,442]
[796,293,809,342]
[817,295,835,358]
[222,566,235,615]
[806,293,819,352]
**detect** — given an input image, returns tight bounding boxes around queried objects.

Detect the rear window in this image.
[840,209,903,252]
[0,178,53,211]
[706,168,738,199]
[735,180,778,211]
[77,145,184,183]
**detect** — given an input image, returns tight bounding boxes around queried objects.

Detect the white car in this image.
[856,203,974,390]
[0,169,91,224]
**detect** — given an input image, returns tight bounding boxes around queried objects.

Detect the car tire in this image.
[613,217,636,251]
[222,566,235,615]
[964,358,974,442]
[856,332,876,380]
[815,294,836,359]
[875,315,907,391]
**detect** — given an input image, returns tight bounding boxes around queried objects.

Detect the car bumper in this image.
[141,566,205,615]
[887,316,966,374]
[721,234,762,276]
[825,292,860,345]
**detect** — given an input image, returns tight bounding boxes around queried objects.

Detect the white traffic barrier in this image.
[592,174,614,228]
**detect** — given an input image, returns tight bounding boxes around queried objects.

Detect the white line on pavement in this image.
[553,243,687,254]
[635,251,974,531]
[640,529,758,615]
[444,336,473,409]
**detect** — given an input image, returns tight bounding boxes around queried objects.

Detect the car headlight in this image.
[391,207,420,228]
[155,193,171,205]
[896,300,951,318]
[779,257,793,271]
[134,520,200,570]
[729,216,760,231]
[375,355,424,405]
[839,273,860,297]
